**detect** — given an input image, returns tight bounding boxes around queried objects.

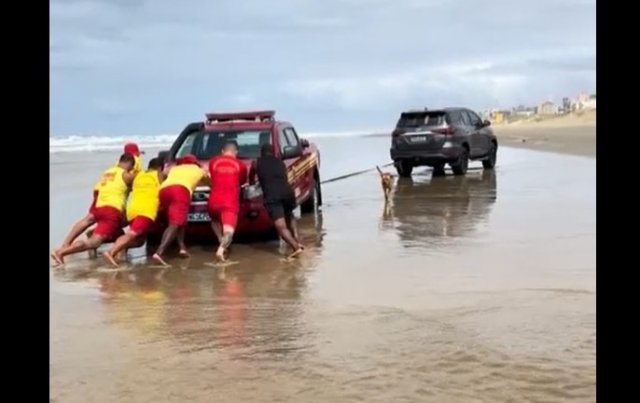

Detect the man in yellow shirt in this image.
[52,153,136,266]
[59,142,143,250]
[152,154,208,266]
[103,158,164,267]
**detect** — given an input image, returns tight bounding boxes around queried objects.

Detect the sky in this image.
[50,0,596,136]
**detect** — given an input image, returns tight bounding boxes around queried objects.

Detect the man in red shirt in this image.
[208,141,248,262]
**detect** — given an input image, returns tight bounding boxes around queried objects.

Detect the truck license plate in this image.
[188,212,211,222]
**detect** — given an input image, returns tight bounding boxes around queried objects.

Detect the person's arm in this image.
[122,171,135,186]
[249,160,258,185]
[239,161,249,185]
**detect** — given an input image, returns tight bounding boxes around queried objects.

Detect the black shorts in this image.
[265,196,296,220]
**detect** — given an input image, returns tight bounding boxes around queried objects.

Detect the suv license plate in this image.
[188,212,211,222]
[409,136,427,143]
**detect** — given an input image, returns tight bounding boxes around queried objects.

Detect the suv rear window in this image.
[175,130,271,160]
[397,111,446,128]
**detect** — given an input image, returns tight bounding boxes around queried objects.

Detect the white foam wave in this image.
[49,129,390,154]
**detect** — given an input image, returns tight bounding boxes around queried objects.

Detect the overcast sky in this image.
[50,0,596,136]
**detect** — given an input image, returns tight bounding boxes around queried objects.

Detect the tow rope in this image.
[320,162,393,185]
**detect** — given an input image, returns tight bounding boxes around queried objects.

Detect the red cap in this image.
[123,142,142,156]
[177,154,199,165]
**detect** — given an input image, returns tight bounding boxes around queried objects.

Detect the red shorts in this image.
[208,205,239,229]
[93,206,123,238]
[88,190,99,215]
[128,216,154,236]
[159,185,191,226]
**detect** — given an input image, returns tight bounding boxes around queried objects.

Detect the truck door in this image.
[278,126,309,203]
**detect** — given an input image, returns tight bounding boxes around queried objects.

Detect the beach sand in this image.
[494,111,596,157]
[50,125,595,402]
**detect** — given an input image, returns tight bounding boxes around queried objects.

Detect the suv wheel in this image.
[395,160,413,178]
[450,148,469,176]
[482,143,497,169]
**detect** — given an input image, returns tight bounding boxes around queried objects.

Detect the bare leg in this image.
[215,225,235,261]
[85,229,98,258]
[285,212,302,247]
[210,219,223,244]
[152,225,178,266]
[274,218,301,254]
[61,215,95,247]
[57,235,105,261]
[177,226,189,258]
[104,233,138,267]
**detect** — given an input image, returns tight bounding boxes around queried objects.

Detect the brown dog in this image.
[376,166,394,202]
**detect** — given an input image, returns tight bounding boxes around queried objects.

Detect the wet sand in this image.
[50,134,595,402]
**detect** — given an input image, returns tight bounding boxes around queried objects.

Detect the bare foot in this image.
[215,247,227,262]
[50,250,64,267]
[151,253,170,267]
[103,251,119,268]
[287,247,304,260]
[178,249,190,259]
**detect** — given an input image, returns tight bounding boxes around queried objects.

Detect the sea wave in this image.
[49,129,389,154]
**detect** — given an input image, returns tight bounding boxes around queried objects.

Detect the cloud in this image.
[50,0,596,134]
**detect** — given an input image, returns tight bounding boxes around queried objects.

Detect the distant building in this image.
[581,98,596,110]
[562,97,571,113]
[538,101,558,115]
[489,109,511,124]
[512,105,536,117]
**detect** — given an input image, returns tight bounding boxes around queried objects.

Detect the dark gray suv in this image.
[389,107,498,177]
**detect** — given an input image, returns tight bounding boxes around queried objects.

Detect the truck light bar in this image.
[205,110,276,123]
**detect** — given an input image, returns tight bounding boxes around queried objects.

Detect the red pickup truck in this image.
[149,110,322,244]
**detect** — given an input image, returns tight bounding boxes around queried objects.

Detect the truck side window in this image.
[278,128,290,156]
[284,128,300,148]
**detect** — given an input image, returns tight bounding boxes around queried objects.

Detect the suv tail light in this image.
[392,129,404,137]
[433,127,454,135]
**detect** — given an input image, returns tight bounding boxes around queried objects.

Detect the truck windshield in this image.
[397,111,446,128]
[174,130,271,160]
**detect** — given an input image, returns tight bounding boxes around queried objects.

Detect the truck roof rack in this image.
[205,110,275,124]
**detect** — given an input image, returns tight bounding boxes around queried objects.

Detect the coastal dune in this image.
[493,110,596,157]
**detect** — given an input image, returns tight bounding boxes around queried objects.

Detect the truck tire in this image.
[450,147,469,176]
[301,172,321,214]
[395,160,413,178]
[482,142,497,169]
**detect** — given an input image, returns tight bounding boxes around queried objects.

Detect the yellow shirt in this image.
[126,170,161,221]
[95,166,129,211]
[160,164,205,194]
[93,155,141,191]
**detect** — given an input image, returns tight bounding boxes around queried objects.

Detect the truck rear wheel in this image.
[395,160,413,178]
[450,148,469,176]
[301,172,321,214]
